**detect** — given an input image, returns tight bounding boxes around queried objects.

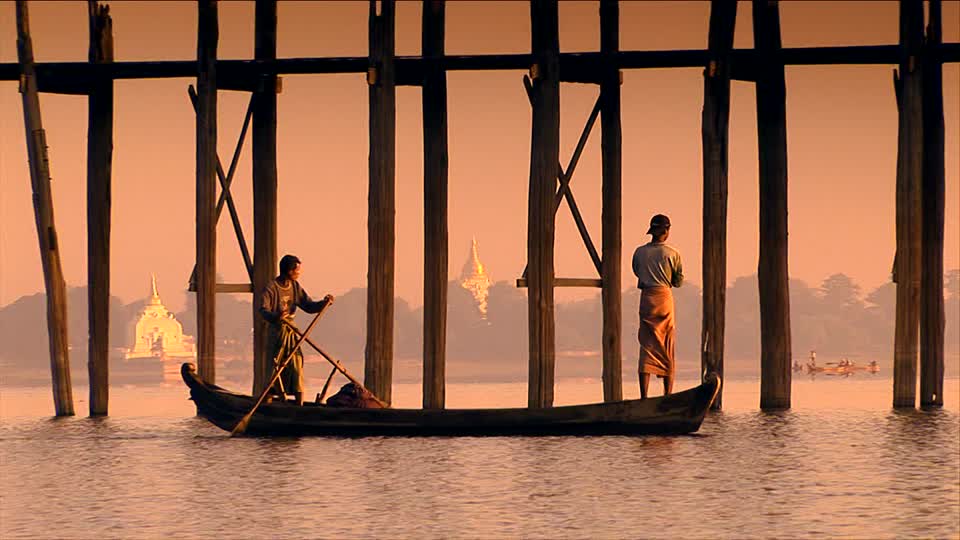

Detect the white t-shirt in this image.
[631,242,684,289]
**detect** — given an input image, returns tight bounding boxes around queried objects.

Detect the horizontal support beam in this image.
[3,44,957,92]
[219,74,282,93]
[391,62,615,86]
[32,70,286,95]
[516,278,603,288]
[730,62,757,83]
[187,282,253,293]
[214,283,253,293]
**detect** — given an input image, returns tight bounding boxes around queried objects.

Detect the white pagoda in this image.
[124,275,196,382]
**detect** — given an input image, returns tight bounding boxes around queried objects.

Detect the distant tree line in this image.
[2,271,957,381]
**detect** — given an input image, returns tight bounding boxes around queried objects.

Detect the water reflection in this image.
[879,408,960,539]
[1,379,958,539]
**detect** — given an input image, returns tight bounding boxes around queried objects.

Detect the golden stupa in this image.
[460,237,493,319]
[124,275,196,382]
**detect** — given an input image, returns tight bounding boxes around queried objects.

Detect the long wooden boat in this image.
[181,363,720,436]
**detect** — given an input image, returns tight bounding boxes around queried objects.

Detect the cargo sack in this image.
[325,382,385,409]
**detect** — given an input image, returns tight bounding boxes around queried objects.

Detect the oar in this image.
[282,321,389,408]
[231,305,329,435]
[317,364,337,403]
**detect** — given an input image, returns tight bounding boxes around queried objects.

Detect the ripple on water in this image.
[1,379,958,539]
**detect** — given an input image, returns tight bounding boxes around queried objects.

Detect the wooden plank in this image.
[560,65,602,84]
[252,0,279,396]
[7,44,960,88]
[188,282,254,294]
[527,0,559,409]
[893,0,924,408]
[87,0,112,417]
[15,0,75,416]
[395,62,424,87]
[422,0,448,410]
[920,0,945,409]
[366,0,396,405]
[701,0,736,411]
[754,0,792,411]
[730,62,756,82]
[516,278,601,288]
[219,72,281,92]
[600,0,622,403]
[214,283,253,293]
[196,0,218,384]
[35,77,91,95]
[777,43,960,65]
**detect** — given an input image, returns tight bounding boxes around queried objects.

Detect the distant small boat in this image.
[181,363,721,436]
[805,354,880,377]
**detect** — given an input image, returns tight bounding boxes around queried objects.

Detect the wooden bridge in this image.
[9,0,955,416]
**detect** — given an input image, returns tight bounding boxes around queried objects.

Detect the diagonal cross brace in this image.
[187,85,255,288]
[521,75,603,279]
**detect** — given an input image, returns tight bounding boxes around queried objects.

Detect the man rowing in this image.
[258,254,334,405]
[632,214,684,399]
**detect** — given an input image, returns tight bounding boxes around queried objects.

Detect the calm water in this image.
[2,376,958,539]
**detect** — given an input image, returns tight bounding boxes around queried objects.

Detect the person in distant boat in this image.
[258,254,334,406]
[632,214,683,399]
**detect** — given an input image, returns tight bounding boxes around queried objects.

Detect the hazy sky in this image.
[1,1,958,313]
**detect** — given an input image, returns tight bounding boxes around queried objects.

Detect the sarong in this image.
[267,323,304,395]
[637,286,676,378]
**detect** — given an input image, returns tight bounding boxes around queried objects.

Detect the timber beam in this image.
[5,44,960,94]
[365,0,397,405]
[516,278,601,288]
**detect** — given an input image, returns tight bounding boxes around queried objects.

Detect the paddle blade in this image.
[231,412,254,436]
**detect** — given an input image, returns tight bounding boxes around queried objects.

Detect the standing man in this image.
[258,254,334,405]
[632,214,684,399]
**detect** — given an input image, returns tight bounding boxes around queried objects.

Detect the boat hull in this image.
[181,363,720,436]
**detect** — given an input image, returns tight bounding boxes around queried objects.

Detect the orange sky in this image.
[1,1,958,313]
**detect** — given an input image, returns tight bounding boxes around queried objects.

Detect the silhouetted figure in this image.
[258,254,334,405]
[632,214,684,399]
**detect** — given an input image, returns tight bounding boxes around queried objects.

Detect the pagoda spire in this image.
[460,237,492,318]
[471,236,484,274]
[149,274,161,305]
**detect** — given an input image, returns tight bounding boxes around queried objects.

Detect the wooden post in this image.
[196,0,218,384]
[15,0,75,417]
[599,0,622,403]
[527,0,559,408]
[701,0,736,411]
[87,0,112,416]
[895,0,927,408]
[893,0,924,408]
[252,0,278,396]
[753,0,791,410]
[920,0,944,409]
[422,0,447,410]
[366,0,396,404]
